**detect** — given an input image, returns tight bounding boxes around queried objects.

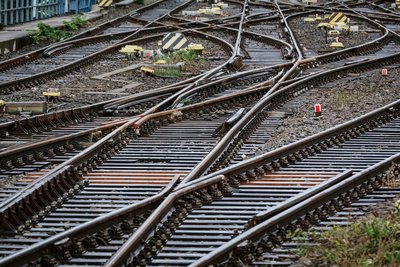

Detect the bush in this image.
[63,20,78,31]
[63,16,87,30]
[29,22,72,44]
[71,16,87,28]
[29,16,87,44]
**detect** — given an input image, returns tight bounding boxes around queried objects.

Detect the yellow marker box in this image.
[330,42,345,49]
[304,18,316,22]
[120,45,144,54]
[43,92,61,97]
[328,30,340,36]
[155,60,167,64]
[188,44,204,51]
[140,67,155,74]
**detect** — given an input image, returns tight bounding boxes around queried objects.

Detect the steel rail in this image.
[0,27,234,105]
[141,0,249,115]
[0,0,396,258]
[0,67,279,176]
[96,2,307,264]
[285,10,390,66]
[332,0,400,40]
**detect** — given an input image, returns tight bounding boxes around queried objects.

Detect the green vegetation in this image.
[336,90,352,107]
[70,16,87,28]
[62,20,79,31]
[29,22,72,44]
[154,67,187,78]
[29,16,87,44]
[295,200,400,267]
[136,0,145,4]
[155,50,199,64]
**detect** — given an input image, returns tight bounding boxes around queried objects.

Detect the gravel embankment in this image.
[175,1,242,18]
[289,16,377,56]
[263,68,400,151]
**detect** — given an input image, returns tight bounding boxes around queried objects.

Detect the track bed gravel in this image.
[263,68,400,151]
[175,1,241,18]
[0,36,227,121]
[290,16,378,56]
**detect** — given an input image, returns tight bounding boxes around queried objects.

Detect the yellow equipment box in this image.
[330,42,345,49]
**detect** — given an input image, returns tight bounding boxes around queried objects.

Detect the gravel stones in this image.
[263,68,400,151]
[289,16,377,56]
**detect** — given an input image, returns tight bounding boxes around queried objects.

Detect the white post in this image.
[33,0,37,19]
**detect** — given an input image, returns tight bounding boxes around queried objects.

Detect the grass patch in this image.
[70,16,87,28]
[136,0,145,4]
[154,67,187,78]
[155,50,199,64]
[336,90,352,107]
[295,201,400,266]
[29,17,87,44]
[29,23,72,44]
